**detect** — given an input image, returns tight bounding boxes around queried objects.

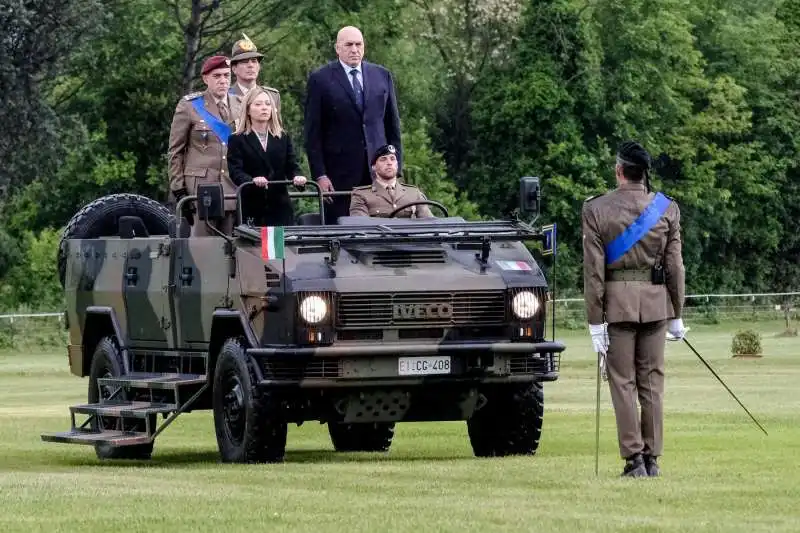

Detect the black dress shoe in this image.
[621,454,648,477]
[643,455,660,477]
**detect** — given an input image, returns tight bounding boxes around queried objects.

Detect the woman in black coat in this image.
[227,87,307,226]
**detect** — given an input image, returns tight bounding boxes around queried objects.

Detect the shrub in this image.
[731,329,762,357]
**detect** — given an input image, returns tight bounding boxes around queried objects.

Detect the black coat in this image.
[303,60,402,191]
[227,130,303,226]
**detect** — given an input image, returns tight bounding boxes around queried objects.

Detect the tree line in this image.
[1,0,798,311]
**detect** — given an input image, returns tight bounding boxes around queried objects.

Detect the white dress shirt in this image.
[339,60,363,91]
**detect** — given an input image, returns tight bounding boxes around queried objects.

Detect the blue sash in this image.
[190,98,231,144]
[605,192,671,264]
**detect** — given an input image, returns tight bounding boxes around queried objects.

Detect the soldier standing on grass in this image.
[582,141,688,477]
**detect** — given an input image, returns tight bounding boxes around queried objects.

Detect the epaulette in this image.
[352,185,371,190]
[262,85,281,94]
[400,182,419,189]
[183,91,203,101]
[584,193,603,203]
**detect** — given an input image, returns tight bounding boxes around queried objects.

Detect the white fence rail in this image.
[0,312,63,321]
[0,292,797,321]
[550,292,800,303]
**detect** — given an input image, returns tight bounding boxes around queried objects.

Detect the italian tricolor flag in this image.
[260,226,285,260]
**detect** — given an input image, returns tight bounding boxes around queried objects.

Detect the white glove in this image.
[666,318,689,341]
[589,323,608,355]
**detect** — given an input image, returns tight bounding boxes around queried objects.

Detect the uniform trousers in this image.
[606,320,668,459]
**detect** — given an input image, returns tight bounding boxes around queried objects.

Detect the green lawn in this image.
[1,321,798,533]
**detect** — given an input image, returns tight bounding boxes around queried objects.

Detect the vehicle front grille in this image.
[337,291,507,329]
[262,359,341,380]
[509,352,560,375]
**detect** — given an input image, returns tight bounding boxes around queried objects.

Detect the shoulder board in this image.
[183,92,203,101]
[401,183,419,189]
[262,85,280,94]
[352,185,371,190]
[583,193,603,203]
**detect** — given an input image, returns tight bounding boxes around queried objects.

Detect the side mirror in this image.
[519,176,540,216]
[197,184,224,221]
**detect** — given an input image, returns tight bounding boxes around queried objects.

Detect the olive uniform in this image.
[349,182,434,218]
[582,182,685,464]
[229,83,281,113]
[167,89,241,236]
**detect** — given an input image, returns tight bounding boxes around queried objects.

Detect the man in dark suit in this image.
[303,25,402,223]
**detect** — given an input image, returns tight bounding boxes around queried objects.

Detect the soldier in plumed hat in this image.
[167,54,242,236]
[229,33,281,111]
[349,144,433,218]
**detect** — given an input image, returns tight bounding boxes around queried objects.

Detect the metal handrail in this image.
[174,181,355,236]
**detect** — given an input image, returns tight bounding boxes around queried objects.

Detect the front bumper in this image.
[248,341,564,358]
[247,340,565,387]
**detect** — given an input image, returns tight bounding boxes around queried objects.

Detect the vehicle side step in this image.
[98,372,206,390]
[41,429,150,447]
[70,401,177,418]
[42,372,209,454]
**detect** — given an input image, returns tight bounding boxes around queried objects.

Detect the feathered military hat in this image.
[231,33,264,63]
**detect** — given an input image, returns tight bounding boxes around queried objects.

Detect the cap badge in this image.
[238,33,256,51]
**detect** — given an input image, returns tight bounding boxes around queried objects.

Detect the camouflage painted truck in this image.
[42,178,565,462]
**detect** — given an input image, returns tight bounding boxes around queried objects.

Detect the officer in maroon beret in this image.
[167,55,243,236]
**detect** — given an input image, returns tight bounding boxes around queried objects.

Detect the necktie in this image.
[350,69,364,110]
[218,101,229,122]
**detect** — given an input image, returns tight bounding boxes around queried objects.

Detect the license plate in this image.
[398,356,451,376]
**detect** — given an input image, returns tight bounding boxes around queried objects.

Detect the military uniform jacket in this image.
[167,90,242,210]
[582,182,685,325]
[230,83,281,111]
[349,181,433,218]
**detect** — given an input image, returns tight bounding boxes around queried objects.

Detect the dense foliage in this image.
[1,0,798,310]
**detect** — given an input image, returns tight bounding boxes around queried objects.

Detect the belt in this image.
[606,269,652,282]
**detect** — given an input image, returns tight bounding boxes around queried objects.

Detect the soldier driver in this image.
[582,141,687,478]
[349,144,434,218]
[168,55,241,236]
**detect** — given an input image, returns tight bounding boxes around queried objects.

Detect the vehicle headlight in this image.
[299,295,328,324]
[512,291,540,320]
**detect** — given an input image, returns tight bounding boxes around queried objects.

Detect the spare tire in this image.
[57,193,175,288]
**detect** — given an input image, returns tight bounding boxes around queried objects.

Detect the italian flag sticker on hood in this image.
[496,260,532,271]
[261,226,285,260]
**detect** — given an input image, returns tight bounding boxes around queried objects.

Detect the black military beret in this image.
[371,144,397,166]
[616,140,652,169]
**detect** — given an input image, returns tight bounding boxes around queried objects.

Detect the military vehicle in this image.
[42,178,565,462]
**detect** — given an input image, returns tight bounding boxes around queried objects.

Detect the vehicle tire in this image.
[88,336,155,460]
[328,422,396,452]
[58,193,174,287]
[466,381,544,457]
[212,338,287,463]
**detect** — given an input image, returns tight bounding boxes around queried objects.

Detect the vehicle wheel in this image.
[57,193,174,287]
[328,422,395,452]
[212,338,287,463]
[466,381,544,457]
[88,337,155,460]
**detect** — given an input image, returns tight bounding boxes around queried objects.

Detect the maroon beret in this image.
[201,55,231,75]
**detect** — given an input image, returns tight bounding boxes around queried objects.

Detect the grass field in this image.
[1,321,798,532]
